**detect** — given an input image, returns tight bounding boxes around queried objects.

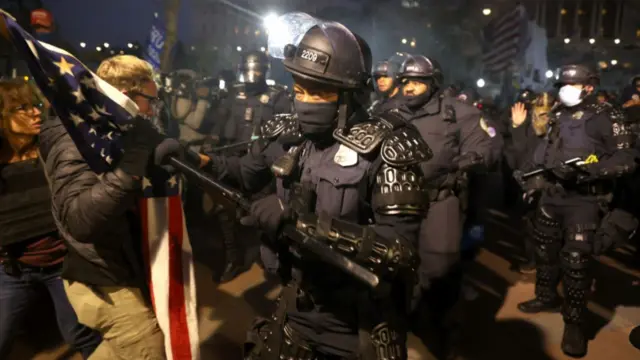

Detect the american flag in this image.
[0,11,199,360]
[482,5,529,74]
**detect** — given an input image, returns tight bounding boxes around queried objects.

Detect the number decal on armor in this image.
[300,49,318,62]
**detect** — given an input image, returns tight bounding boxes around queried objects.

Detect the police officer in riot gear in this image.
[394,55,496,358]
[204,13,431,360]
[516,64,638,357]
[208,51,292,281]
[214,50,292,155]
[369,54,405,115]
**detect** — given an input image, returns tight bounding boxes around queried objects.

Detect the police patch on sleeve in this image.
[480,117,497,138]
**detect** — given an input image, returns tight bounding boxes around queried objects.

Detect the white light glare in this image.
[127,43,133,48]
[483,8,491,16]
[564,38,571,44]
[611,59,618,65]
[263,13,279,29]
[219,80,226,90]
[589,38,595,44]
[96,46,102,51]
[260,46,266,52]
[545,70,554,78]
[236,46,242,52]
[401,38,407,44]
[103,42,109,48]
[476,78,486,88]
[80,42,86,48]
[614,38,621,44]
[266,79,276,86]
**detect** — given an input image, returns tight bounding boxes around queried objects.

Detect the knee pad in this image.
[531,206,561,245]
[560,245,592,289]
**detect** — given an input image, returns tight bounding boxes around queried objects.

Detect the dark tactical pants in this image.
[244,285,409,360]
[529,193,601,327]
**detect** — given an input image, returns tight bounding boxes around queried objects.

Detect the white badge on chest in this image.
[334,144,358,167]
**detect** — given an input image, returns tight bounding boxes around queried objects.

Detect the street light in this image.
[96,46,102,51]
[103,42,110,48]
[564,38,571,44]
[483,8,491,16]
[611,59,618,65]
[80,42,86,48]
[410,41,416,47]
[545,70,554,78]
[127,43,133,48]
[614,38,621,44]
[589,38,595,44]
[237,46,242,52]
[402,38,407,44]
[476,78,485,88]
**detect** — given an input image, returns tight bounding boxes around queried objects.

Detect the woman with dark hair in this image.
[0,79,101,358]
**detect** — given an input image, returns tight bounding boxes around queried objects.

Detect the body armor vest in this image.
[534,110,597,167]
[0,160,57,247]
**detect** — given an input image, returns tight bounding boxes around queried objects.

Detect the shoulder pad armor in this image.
[260,114,297,139]
[333,109,410,154]
[608,106,627,123]
[380,127,433,166]
[589,102,611,115]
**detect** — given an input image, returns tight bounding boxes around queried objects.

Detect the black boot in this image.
[562,323,587,358]
[518,263,561,313]
[560,251,591,358]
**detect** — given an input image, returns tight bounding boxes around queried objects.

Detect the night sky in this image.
[40,0,195,48]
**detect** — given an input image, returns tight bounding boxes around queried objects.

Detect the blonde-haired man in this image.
[39,55,168,359]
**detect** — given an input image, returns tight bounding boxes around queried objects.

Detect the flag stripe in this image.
[167,196,193,360]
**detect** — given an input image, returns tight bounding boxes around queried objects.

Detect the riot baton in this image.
[206,139,255,153]
[166,156,381,290]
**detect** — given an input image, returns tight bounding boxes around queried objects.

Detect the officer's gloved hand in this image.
[117,116,165,178]
[552,164,582,183]
[153,138,204,172]
[240,194,292,241]
[453,152,484,173]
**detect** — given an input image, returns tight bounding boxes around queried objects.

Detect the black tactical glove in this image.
[117,116,165,177]
[240,194,292,240]
[594,209,638,255]
[453,152,484,173]
[153,138,203,172]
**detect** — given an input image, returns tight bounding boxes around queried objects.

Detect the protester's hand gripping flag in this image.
[0,11,199,360]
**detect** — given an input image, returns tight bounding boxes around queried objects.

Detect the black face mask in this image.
[402,90,433,110]
[294,100,338,138]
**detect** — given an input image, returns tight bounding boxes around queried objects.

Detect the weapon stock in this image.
[207,139,255,153]
[521,157,586,180]
[167,156,381,290]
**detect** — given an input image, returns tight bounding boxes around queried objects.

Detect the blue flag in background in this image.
[144,17,165,70]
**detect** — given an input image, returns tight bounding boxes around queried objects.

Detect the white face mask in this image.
[558,85,584,107]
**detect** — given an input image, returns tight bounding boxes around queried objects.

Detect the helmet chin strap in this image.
[337,90,350,135]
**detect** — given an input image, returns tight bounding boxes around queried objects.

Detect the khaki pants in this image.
[64,280,165,360]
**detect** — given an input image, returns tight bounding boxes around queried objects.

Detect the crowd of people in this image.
[0,10,639,360]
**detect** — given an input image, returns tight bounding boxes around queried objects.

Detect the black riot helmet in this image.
[397,55,444,87]
[372,60,390,78]
[281,22,371,91]
[238,50,270,84]
[516,88,537,105]
[554,64,600,87]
